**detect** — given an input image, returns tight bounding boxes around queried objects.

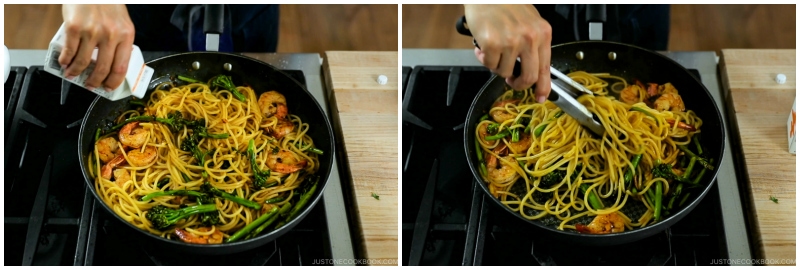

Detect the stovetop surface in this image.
[4,56,334,265]
[401,65,730,266]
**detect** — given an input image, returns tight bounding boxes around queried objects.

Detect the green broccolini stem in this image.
[510,128,520,142]
[679,192,692,207]
[178,75,201,83]
[285,180,319,222]
[683,157,697,178]
[246,202,292,240]
[692,158,713,184]
[677,144,714,170]
[645,191,655,209]
[140,190,206,201]
[624,153,643,188]
[129,99,146,106]
[181,172,191,183]
[212,75,246,102]
[247,139,271,189]
[202,182,261,209]
[579,184,604,210]
[95,128,101,142]
[475,137,487,176]
[264,197,286,204]
[110,115,155,131]
[485,130,510,141]
[298,142,324,155]
[654,182,663,221]
[694,135,703,155]
[197,131,230,139]
[672,157,697,197]
[667,195,677,210]
[630,106,657,119]
[533,110,564,137]
[226,206,278,243]
[307,147,324,155]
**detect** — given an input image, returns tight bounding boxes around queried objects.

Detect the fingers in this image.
[474,47,485,65]
[534,23,553,103]
[58,24,82,72]
[478,46,500,71]
[103,42,132,91]
[495,49,519,79]
[86,42,114,90]
[65,35,96,83]
[507,48,538,91]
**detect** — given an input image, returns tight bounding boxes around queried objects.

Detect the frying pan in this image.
[77,52,335,254]
[463,41,725,246]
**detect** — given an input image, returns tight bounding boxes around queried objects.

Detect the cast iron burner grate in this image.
[4,53,334,265]
[401,66,729,266]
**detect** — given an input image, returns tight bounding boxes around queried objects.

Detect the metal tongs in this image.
[455,16,605,136]
[548,67,605,136]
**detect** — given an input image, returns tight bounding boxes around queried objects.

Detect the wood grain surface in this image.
[720,49,796,265]
[323,51,398,265]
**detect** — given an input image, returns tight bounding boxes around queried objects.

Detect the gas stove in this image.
[401,49,752,266]
[5,51,354,265]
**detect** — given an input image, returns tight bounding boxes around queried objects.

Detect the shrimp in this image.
[270,119,294,139]
[174,227,224,244]
[665,119,696,131]
[488,156,518,182]
[659,82,679,95]
[174,228,208,244]
[258,91,288,119]
[119,122,148,149]
[485,145,517,182]
[490,99,519,123]
[478,122,491,141]
[619,85,640,105]
[575,212,626,234]
[267,149,307,174]
[113,169,131,188]
[101,154,127,179]
[506,133,532,154]
[653,92,685,112]
[646,83,659,98]
[127,146,158,167]
[96,137,120,163]
[194,227,224,244]
[485,144,507,168]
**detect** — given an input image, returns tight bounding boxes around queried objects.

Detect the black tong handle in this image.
[456,16,522,78]
[203,4,224,34]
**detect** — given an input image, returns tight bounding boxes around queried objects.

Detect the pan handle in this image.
[585,5,606,40]
[203,4,224,51]
[455,15,522,78]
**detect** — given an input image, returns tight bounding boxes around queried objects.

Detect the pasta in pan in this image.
[474,71,713,234]
[88,76,322,244]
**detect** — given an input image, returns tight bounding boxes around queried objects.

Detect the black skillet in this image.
[76,52,335,254]
[463,41,725,246]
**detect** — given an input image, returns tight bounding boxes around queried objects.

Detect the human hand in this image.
[60,4,135,91]
[464,4,552,103]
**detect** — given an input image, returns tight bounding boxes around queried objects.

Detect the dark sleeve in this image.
[126,4,188,51]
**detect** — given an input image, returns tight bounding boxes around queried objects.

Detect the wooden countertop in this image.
[719,49,796,265]
[322,51,398,265]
